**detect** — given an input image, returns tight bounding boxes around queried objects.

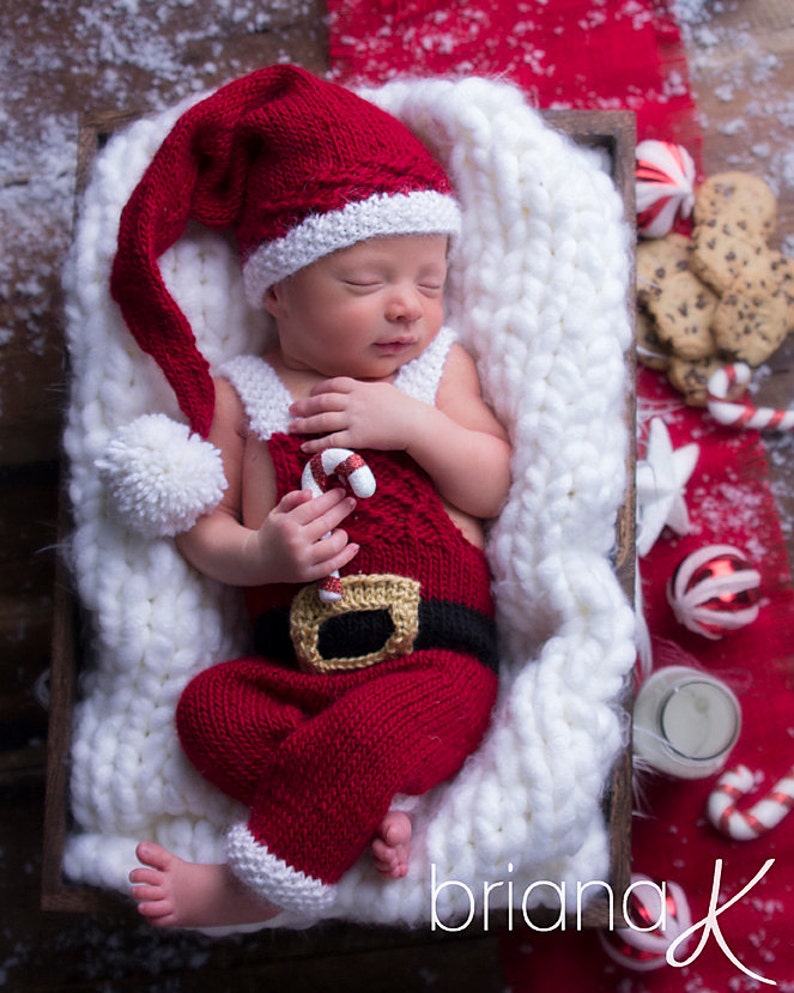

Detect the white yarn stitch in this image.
[61,74,634,930]
[221,355,294,440]
[242,190,462,307]
[225,823,337,916]
[393,325,457,406]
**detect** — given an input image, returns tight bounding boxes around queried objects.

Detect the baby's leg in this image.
[129,842,280,929]
[176,656,310,807]
[371,810,412,879]
[241,649,496,892]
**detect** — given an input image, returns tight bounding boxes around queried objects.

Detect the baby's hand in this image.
[289,378,419,454]
[252,486,359,584]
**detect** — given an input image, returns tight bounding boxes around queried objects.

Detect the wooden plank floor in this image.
[1,1,792,990]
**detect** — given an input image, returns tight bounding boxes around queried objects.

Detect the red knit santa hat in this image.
[110,64,461,440]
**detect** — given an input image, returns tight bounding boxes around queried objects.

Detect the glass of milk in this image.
[633,665,742,779]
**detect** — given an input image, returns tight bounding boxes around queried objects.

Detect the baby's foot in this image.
[129,841,279,929]
[371,810,412,879]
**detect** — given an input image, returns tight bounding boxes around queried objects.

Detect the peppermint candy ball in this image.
[598,874,692,971]
[666,544,761,640]
[636,140,696,238]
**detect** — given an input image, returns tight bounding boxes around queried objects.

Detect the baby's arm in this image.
[176,377,359,586]
[289,345,511,519]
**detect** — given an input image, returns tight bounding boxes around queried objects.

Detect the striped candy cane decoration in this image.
[708,763,794,840]
[707,363,794,431]
[301,448,376,602]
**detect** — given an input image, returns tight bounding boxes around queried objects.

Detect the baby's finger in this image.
[288,409,347,437]
[298,432,351,455]
[311,537,360,576]
[287,486,348,523]
[304,494,357,541]
[290,391,345,417]
[275,488,315,515]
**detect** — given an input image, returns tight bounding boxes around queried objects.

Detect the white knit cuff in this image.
[242,189,461,306]
[225,822,337,916]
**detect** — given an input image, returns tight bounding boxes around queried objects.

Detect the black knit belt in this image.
[253,573,498,675]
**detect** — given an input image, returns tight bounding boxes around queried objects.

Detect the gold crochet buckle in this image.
[290,574,421,673]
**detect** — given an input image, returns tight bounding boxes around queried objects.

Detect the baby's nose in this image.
[385,285,422,322]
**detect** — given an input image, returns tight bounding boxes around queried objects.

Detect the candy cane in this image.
[301,448,376,602]
[707,763,794,840]
[707,363,794,431]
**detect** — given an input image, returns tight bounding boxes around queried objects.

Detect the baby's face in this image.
[264,234,448,380]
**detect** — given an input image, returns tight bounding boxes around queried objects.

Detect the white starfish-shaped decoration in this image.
[636,417,699,557]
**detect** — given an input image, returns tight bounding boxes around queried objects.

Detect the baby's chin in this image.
[323,353,413,383]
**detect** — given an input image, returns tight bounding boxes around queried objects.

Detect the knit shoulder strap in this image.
[393,325,456,405]
[220,354,293,440]
[221,326,456,441]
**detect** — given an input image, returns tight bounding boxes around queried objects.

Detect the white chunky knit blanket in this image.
[62,74,635,929]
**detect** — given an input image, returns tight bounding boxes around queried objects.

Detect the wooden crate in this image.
[43,108,637,933]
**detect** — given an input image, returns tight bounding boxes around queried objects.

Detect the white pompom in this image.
[96,414,227,538]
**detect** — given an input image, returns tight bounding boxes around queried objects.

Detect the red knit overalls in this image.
[175,349,499,908]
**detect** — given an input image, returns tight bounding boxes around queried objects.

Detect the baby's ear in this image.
[262,283,285,318]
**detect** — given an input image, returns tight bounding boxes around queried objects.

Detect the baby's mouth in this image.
[374,338,415,355]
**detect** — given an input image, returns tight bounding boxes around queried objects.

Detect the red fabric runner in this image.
[328,0,702,158]
[326,2,794,986]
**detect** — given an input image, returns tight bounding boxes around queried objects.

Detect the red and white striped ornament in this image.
[301,448,376,602]
[708,362,794,432]
[708,763,794,840]
[636,140,696,238]
[598,874,692,971]
[666,544,762,640]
